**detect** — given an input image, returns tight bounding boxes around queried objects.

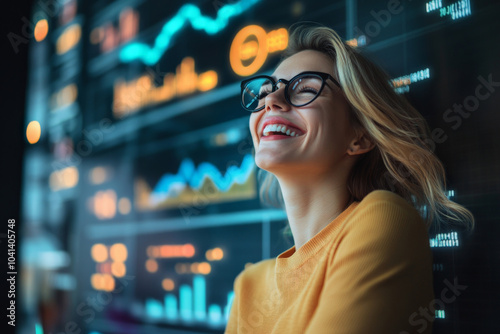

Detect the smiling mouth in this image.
[261,124,304,138]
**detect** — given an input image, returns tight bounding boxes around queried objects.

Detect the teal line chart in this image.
[119,0,261,65]
[140,154,256,208]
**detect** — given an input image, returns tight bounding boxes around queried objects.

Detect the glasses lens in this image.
[242,78,273,111]
[288,74,323,106]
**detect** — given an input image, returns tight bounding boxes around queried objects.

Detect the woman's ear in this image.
[347,132,375,156]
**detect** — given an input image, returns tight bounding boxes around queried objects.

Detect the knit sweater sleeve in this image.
[305,195,435,334]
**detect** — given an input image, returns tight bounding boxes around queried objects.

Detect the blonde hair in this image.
[257,24,475,235]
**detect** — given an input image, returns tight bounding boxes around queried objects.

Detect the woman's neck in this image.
[277,170,354,250]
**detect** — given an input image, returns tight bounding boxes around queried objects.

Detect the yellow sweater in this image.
[225,190,434,334]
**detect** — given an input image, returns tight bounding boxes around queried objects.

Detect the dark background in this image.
[1,2,30,222]
[1,0,31,333]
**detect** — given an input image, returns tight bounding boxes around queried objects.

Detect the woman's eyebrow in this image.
[269,74,295,81]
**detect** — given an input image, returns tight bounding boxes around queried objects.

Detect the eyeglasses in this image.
[240,71,341,112]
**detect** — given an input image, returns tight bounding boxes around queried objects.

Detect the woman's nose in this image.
[265,84,290,112]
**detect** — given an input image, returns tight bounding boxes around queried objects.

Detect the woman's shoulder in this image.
[346,189,428,238]
[333,190,431,265]
[354,190,422,220]
[358,189,415,210]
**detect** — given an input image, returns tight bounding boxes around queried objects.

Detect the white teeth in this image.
[262,124,301,137]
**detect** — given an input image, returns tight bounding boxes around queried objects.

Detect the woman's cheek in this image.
[249,116,259,146]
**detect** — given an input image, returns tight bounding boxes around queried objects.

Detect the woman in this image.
[225,25,474,334]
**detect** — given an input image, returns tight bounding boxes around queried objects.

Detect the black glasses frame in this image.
[240,71,341,112]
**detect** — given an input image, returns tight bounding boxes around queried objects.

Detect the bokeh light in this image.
[91,244,108,263]
[110,243,128,262]
[34,19,49,42]
[26,121,41,144]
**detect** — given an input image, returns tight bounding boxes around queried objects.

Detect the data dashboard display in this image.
[22,0,500,333]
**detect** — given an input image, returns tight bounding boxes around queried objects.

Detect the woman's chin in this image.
[255,160,273,172]
[254,153,292,173]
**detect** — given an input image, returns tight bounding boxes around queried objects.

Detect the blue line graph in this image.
[150,154,255,204]
[119,0,261,65]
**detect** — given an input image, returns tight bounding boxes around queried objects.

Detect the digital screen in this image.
[19,0,500,333]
